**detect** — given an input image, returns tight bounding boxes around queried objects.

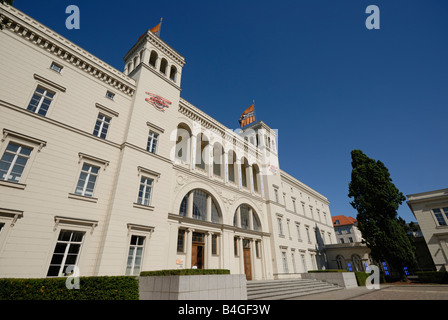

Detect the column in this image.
[191,134,197,170]
[249,164,254,193]
[185,228,194,269]
[206,195,212,222]
[187,191,194,218]
[236,206,241,228]
[205,232,211,269]
[237,159,242,189]
[248,208,254,231]
[224,152,229,183]
[238,237,244,273]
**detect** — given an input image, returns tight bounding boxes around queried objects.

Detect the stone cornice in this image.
[0,4,136,97]
[280,169,329,204]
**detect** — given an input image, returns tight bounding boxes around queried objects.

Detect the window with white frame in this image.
[274,188,279,203]
[50,62,63,73]
[301,253,307,272]
[47,229,85,277]
[137,176,154,206]
[146,131,159,154]
[106,91,115,100]
[277,217,284,236]
[305,226,311,243]
[281,251,288,273]
[74,163,100,197]
[93,113,111,139]
[27,86,55,116]
[432,208,448,226]
[0,142,33,183]
[125,235,145,276]
[296,223,302,241]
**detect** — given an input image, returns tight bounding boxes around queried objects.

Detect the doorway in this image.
[191,232,205,269]
[243,239,252,280]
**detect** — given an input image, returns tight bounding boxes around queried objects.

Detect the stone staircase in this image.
[247,278,343,300]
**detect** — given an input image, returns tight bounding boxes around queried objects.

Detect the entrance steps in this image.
[246,278,343,300]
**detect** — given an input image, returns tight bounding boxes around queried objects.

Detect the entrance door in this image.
[191,232,205,269]
[243,240,252,280]
[191,244,204,269]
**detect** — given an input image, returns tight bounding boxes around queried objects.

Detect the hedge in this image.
[0,276,139,300]
[354,272,370,286]
[416,271,448,284]
[308,269,346,273]
[140,269,230,277]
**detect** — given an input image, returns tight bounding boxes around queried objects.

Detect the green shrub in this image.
[308,269,346,273]
[355,272,370,286]
[0,276,139,300]
[416,271,448,284]
[140,269,230,277]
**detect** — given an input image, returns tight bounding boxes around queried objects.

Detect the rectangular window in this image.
[50,62,63,73]
[292,200,297,213]
[177,229,185,253]
[147,131,159,154]
[126,235,145,276]
[234,237,238,256]
[93,113,111,139]
[305,226,311,243]
[277,217,283,235]
[27,86,55,116]
[301,254,307,272]
[106,91,115,100]
[47,230,85,277]
[433,208,448,226]
[0,142,33,182]
[282,252,288,273]
[75,163,100,197]
[212,234,218,255]
[274,189,279,203]
[137,176,153,206]
[296,224,302,241]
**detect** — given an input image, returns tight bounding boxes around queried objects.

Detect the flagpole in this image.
[253,99,256,123]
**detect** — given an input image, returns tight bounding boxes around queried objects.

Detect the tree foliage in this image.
[348,149,416,277]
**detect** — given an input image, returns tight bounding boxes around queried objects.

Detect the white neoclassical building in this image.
[407,188,448,271]
[0,4,336,280]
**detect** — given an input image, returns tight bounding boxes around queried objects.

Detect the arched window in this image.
[352,254,363,271]
[252,164,260,193]
[336,255,345,270]
[213,143,223,177]
[179,189,222,224]
[149,50,158,68]
[195,133,209,170]
[175,123,191,163]
[160,58,168,74]
[241,157,249,188]
[233,204,262,232]
[169,66,177,81]
[227,150,236,183]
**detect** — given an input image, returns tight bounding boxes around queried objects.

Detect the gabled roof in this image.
[332,215,357,226]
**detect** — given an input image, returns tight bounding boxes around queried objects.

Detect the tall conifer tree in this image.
[348,149,416,279]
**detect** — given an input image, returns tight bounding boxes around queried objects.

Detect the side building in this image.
[0,4,335,280]
[407,188,448,271]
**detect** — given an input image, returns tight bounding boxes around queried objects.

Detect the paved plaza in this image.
[289,284,448,300]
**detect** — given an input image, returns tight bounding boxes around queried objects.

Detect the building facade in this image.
[0,4,336,280]
[325,215,372,272]
[407,188,448,271]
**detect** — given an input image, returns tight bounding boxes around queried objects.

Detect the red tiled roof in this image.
[332,215,357,226]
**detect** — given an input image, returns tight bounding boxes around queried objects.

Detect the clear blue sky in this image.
[12,0,448,223]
